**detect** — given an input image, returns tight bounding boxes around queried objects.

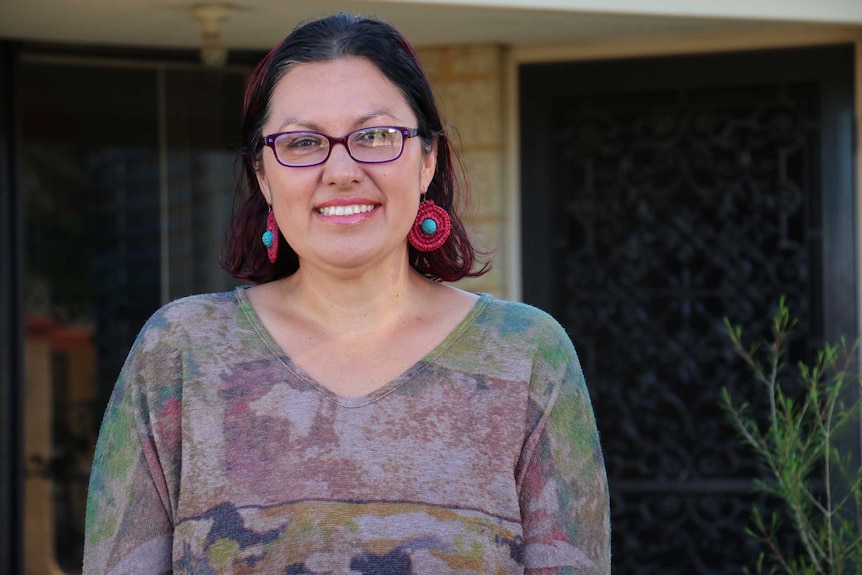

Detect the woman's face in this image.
[256,57,436,276]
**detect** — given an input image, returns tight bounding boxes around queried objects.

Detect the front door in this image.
[520,45,857,573]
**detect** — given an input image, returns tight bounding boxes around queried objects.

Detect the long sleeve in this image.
[516,320,611,574]
[83,312,183,575]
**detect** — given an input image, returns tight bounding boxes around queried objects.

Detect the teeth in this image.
[318,204,375,216]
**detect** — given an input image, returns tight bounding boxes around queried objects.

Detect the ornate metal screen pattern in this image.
[550,83,820,573]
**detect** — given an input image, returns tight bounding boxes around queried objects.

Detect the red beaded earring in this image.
[261,207,279,263]
[408,198,451,252]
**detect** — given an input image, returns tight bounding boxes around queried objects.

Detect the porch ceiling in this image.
[1,0,854,52]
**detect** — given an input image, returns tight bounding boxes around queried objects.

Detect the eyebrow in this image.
[276,111,400,133]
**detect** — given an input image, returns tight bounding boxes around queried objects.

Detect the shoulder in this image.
[476,296,573,351]
[477,296,585,395]
[130,290,242,355]
[114,291,245,393]
[150,290,239,324]
[142,290,239,333]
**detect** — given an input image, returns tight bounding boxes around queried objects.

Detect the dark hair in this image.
[221,13,488,283]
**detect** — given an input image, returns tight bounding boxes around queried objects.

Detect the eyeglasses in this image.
[263,126,420,168]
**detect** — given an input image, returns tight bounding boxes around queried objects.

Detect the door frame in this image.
[1,40,24,575]
[509,28,860,573]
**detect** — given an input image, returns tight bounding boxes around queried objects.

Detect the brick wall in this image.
[418,45,507,297]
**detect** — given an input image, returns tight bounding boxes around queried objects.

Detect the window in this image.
[19,55,250,574]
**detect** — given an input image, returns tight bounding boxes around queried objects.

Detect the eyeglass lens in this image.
[273,127,405,166]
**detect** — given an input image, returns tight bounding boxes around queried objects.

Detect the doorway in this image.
[520,45,857,573]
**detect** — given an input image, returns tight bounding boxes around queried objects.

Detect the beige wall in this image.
[418,44,508,297]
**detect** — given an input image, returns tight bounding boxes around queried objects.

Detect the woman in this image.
[83,13,610,575]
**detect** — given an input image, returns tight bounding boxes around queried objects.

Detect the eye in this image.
[353,128,398,147]
[283,133,325,149]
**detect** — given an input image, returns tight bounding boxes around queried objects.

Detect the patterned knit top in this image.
[83,287,610,574]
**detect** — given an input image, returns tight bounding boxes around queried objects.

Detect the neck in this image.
[276,254,433,336]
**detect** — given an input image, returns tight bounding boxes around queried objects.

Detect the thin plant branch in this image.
[721,298,861,575]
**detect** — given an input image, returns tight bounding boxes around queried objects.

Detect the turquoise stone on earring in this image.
[420,218,437,235]
[408,199,450,252]
[262,230,274,248]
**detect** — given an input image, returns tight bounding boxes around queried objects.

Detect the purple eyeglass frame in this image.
[263,126,420,168]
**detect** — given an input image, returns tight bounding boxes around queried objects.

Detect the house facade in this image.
[2,1,860,573]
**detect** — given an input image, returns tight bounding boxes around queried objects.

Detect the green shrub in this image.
[721,298,862,574]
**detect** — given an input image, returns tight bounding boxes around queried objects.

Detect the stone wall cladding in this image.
[418,45,506,297]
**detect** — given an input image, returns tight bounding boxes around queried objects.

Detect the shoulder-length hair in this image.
[221,13,489,283]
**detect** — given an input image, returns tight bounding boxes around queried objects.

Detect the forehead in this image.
[267,57,415,129]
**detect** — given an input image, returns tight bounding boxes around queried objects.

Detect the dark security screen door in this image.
[520,45,856,573]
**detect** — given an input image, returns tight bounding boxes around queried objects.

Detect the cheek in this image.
[267,169,319,204]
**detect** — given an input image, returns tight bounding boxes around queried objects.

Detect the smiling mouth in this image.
[317,204,377,216]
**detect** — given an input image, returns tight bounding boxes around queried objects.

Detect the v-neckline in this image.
[235,286,489,408]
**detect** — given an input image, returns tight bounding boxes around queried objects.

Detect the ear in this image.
[420,138,438,194]
[255,161,272,205]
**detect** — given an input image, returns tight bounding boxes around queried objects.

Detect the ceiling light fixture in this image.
[191,3,232,67]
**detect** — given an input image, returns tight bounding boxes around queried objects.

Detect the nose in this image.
[322,139,363,186]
